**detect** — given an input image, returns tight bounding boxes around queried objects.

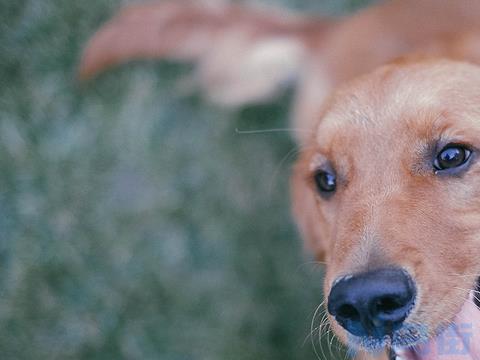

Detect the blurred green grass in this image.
[0,0,372,358]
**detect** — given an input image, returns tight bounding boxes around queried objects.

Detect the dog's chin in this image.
[347,288,480,360]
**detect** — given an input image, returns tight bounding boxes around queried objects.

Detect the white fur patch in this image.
[199,37,305,106]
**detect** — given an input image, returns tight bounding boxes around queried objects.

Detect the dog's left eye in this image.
[314,170,336,193]
[434,145,472,171]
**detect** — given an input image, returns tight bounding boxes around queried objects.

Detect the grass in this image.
[0,0,371,358]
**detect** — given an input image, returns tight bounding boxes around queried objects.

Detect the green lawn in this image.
[0,0,371,358]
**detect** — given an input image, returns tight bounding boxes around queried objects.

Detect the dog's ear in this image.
[291,161,326,261]
[78,0,334,106]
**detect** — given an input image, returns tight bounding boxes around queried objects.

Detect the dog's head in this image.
[292,59,480,354]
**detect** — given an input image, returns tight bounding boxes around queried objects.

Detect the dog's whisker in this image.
[303,300,326,347]
[295,260,327,273]
[324,326,333,358]
[267,142,318,197]
[235,127,315,135]
[316,312,327,360]
[327,328,339,359]
[309,300,326,360]
[453,286,480,298]
[303,323,322,347]
[267,145,303,198]
[319,311,331,360]
[320,315,345,359]
[453,285,480,292]
[447,271,480,278]
[452,286,480,307]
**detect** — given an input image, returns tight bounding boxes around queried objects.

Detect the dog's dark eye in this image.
[314,170,336,193]
[434,145,471,171]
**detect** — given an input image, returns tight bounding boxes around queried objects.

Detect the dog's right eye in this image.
[314,170,336,193]
[434,144,472,172]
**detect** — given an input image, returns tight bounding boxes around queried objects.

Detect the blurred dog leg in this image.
[78,0,333,106]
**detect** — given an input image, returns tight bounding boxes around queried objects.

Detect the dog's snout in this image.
[327,268,416,337]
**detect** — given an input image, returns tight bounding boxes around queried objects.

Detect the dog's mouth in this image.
[348,279,480,360]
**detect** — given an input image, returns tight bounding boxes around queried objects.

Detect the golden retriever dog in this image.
[79,0,480,359]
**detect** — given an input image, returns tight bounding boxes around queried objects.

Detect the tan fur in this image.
[79,0,480,358]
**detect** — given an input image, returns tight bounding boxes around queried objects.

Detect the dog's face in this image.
[292,60,480,352]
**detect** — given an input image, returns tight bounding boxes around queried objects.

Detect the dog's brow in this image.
[309,153,328,171]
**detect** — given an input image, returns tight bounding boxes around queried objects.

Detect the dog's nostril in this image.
[374,296,402,314]
[337,304,360,321]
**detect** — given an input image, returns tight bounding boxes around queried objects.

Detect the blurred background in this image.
[1,0,372,358]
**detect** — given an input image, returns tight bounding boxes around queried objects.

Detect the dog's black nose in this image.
[327,268,416,337]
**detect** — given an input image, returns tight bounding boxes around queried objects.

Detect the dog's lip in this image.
[395,290,480,360]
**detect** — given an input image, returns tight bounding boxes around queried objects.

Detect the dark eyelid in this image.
[314,161,335,174]
[434,138,477,153]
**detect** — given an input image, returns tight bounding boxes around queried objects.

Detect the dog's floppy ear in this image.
[78,0,334,106]
[291,160,326,261]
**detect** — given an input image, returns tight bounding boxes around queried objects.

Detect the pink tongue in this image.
[402,292,480,360]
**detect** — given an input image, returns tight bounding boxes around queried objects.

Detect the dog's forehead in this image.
[315,60,480,154]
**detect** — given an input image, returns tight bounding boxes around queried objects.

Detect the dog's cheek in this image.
[398,204,479,330]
